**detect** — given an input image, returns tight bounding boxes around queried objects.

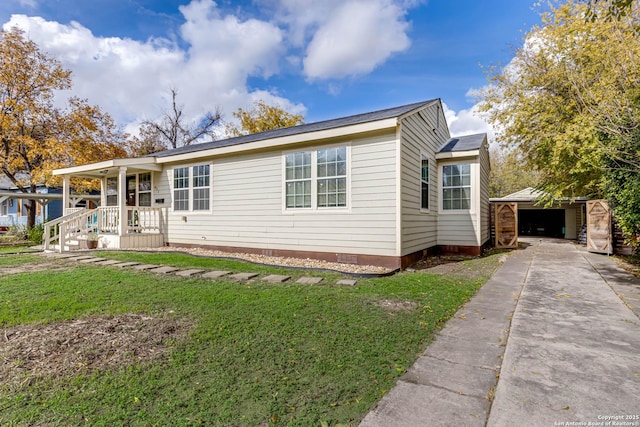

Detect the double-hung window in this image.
[442,164,471,210]
[173,165,210,211]
[285,152,312,208]
[173,167,190,211]
[285,146,348,210]
[138,173,152,207]
[421,155,429,210]
[192,165,210,211]
[317,147,347,208]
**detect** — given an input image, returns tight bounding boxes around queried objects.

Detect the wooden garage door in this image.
[495,202,518,249]
[587,199,612,254]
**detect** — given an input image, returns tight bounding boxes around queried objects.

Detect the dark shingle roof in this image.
[153,99,437,158]
[438,133,486,153]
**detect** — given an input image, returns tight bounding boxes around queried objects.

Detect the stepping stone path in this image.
[296,276,323,285]
[39,252,360,286]
[202,271,231,279]
[175,269,205,278]
[93,260,126,266]
[227,272,259,281]
[67,255,97,261]
[78,257,106,264]
[131,264,161,271]
[262,274,290,284]
[149,266,181,274]
[111,262,140,268]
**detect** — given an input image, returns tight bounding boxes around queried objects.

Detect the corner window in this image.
[284,146,348,210]
[421,156,429,210]
[442,164,471,210]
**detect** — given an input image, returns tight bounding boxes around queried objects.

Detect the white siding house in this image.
[49,100,490,269]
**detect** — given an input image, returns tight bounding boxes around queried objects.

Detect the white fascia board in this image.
[435,149,480,160]
[156,118,398,164]
[53,157,161,176]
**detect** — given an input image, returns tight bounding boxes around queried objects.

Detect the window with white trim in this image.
[138,172,152,207]
[192,165,210,211]
[0,200,8,216]
[284,146,348,210]
[173,167,189,211]
[421,155,429,210]
[285,151,312,208]
[106,178,118,206]
[317,147,347,208]
[173,165,210,211]
[442,164,471,210]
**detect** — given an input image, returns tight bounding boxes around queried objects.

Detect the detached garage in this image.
[491,187,587,240]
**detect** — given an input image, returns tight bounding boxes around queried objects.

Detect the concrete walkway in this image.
[361,239,640,426]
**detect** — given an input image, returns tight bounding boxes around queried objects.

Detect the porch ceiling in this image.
[52,158,162,178]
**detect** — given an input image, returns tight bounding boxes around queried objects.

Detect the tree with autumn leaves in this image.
[0,27,126,229]
[479,0,640,244]
[225,100,304,137]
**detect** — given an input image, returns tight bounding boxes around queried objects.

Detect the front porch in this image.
[45,158,166,252]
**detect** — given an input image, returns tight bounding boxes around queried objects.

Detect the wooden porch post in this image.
[118,167,127,236]
[100,177,107,207]
[62,175,70,215]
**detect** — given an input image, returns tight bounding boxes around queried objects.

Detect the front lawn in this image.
[0,252,502,426]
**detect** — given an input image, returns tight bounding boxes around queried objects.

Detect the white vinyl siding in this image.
[157,132,398,257]
[400,102,449,255]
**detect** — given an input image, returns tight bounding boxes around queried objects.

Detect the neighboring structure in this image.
[48,99,491,268]
[490,187,587,240]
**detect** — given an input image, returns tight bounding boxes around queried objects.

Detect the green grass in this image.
[0,252,501,426]
[0,244,38,254]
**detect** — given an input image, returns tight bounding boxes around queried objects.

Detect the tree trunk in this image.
[27,184,37,229]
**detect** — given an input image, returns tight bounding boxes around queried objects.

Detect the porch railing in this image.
[43,208,98,252]
[43,206,163,252]
[126,206,162,234]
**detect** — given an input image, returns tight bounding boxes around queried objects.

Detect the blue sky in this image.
[0,0,544,138]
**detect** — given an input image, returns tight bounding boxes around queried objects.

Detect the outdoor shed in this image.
[491,187,587,240]
[48,99,491,269]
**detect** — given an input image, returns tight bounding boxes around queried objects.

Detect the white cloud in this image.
[302,0,411,79]
[267,0,413,80]
[2,0,302,136]
[442,101,496,141]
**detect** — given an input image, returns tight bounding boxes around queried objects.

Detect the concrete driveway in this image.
[361,238,640,427]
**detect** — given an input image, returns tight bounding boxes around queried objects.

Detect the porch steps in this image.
[36,252,357,286]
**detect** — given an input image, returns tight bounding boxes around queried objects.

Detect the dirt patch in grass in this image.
[374,298,419,312]
[410,250,510,281]
[0,313,193,390]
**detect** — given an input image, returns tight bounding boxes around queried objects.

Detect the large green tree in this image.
[479,0,640,243]
[0,27,126,228]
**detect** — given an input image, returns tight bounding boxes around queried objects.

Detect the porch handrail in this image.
[43,208,99,252]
